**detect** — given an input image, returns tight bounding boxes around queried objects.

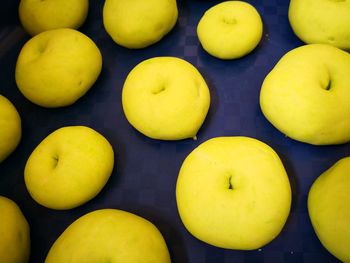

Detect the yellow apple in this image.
[176,136,291,250]
[103,0,178,49]
[15,28,102,108]
[0,196,30,263]
[24,126,114,210]
[19,0,89,36]
[0,95,21,163]
[197,1,263,60]
[308,157,350,263]
[122,57,210,140]
[45,209,171,263]
[260,44,350,145]
[289,0,350,51]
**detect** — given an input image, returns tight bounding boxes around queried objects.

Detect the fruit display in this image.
[260,44,350,145]
[15,28,102,108]
[24,126,114,210]
[103,0,178,49]
[176,137,291,249]
[19,0,89,36]
[197,1,263,59]
[0,95,21,163]
[308,157,350,263]
[0,196,30,263]
[289,0,350,51]
[122,57,210,140]
[45,209,171,263]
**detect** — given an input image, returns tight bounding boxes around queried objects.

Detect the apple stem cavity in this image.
[228,175,234,190]
[151,85,166,95]
[52,156,59,168]
[325,79,332,91]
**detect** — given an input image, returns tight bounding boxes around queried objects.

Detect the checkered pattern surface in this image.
[0,0,346,262]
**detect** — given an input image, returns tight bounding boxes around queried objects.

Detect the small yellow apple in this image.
[308,157,350,263]
[0,196,30,263]
[0,95,21,163]
[19,0,89,36]
[176,136,291,249]
[289,0,350,51]
[122,57,210,140]
[15,28,102,108]
[24,126,114,210]
[197,1,263,60]
[103,0,178,49]
[260,44,350,145]
[45,209,171,263]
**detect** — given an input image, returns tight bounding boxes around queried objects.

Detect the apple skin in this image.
[197,1,263,60]
[176,136,291,250]
[0,95,21,163]
[24,126,114,210]
[15,28,102,108]
[19,0,89,36]
[45,209,171,263]
[260,44,350,145]
[122,57,210,140]
[103,0,178,49]
[0,196,30,263]
[308,157,350,263]
[289,0,350,51]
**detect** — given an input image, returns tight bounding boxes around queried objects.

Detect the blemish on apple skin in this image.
[222,17,237,25]
[37,45,46,54]
[17,230,23,242]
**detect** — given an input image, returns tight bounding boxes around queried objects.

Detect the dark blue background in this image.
[0,0,347,262]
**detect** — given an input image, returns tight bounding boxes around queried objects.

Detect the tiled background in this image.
[0,0,347,262]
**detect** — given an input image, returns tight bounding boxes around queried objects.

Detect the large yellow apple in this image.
[176,136,291,250]
[45,209,171,263]
[0,95,21,163]
[122,57,210,140]
[24,126,114,210]
[0,196,30,263]
[289,0,350,51]
[260,44,350,145]
[308,157,350,263]
[15,28,102,108]
[197,1,263,60]
[19,0,89,36]
[103,0,178,49]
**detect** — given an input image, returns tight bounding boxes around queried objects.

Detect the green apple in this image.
[24,126,114,210]
[0,196,30,263]
[260,44,350,145]
[308,157,350,263]
[122,57,210,140]
[0,95,21,163]
[197,1,263,60]
[176,136,291,249]
[289,0,350,51]
[103,0,178,49]
[45,209,171,263]
[19,0,89,36]
[15,28,102,108]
